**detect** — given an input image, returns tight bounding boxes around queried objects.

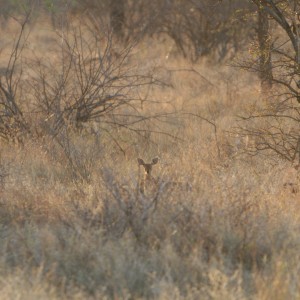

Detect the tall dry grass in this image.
[0,16,299,300]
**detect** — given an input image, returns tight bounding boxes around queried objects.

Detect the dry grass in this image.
[0,16,300,300]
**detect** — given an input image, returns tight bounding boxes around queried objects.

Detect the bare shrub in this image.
[26,18,166,181]
[81,0,255,61]
[233,2,300,168]
[0,14,31,143]
[29,26,156,135]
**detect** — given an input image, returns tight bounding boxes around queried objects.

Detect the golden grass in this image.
[0,16,299,299]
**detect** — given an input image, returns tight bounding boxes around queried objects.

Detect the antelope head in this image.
[137,157,159,194]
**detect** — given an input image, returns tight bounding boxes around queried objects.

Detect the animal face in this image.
[137,157,159,178]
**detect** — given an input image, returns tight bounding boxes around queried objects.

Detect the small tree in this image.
[250,0,300,99]
[235,0,300,163]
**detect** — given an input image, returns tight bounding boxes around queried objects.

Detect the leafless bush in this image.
[0,14,31,143]
[0,1,257,63]
[82,0,255,61]
[234,100,300,164]
[125,0,255,61]
[29,18,160,134]
[233,1,300,163]
[24,17,173,182]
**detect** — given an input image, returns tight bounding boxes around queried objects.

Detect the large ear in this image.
[137,158,145,165]
[152,157,159,165]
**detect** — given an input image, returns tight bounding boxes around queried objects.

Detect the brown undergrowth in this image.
[0,15,299,300]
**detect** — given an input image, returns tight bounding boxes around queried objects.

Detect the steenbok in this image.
[137,157,192,195]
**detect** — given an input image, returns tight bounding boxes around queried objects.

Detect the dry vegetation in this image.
[0,7,300,300]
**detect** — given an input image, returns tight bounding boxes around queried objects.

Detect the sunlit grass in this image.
[0,15,299,299]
